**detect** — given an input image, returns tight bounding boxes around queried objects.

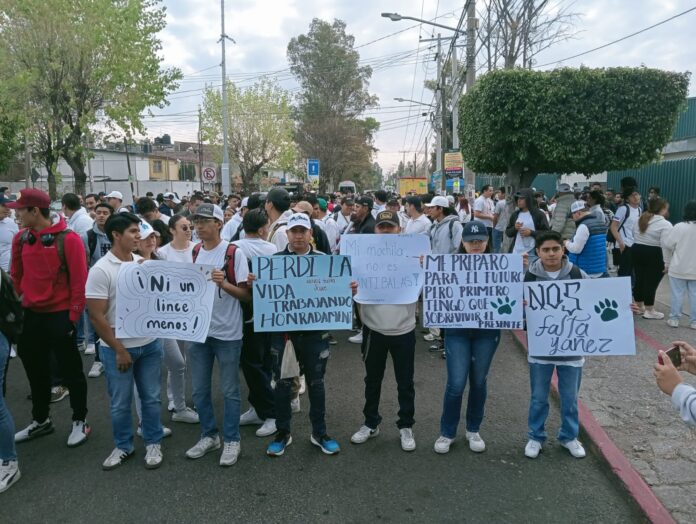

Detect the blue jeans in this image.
[0,333,17,461]
[528,363,582,443]
[492,229,504,253]
[440,328,500,438]
[100,340,164,450]
[188,337,242,443]
[669,276,696,322]
[270,332,329,437]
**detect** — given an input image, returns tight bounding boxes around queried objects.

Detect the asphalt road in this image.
[1,332,642,523]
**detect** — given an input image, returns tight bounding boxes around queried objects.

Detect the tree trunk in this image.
[46,162,58,201]
[64,153,87,196]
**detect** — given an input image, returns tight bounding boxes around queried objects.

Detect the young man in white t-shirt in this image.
[86,212,165,471]
[184,204,251,467]
[473,185,495,240]
[610,187,642,279]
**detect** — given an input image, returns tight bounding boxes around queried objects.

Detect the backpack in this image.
[606,204,630,244]
[524,264,582,282]
[18,229,70,274]
[192,242,238,286]
[0,268,24,344]
[86,229,98,263]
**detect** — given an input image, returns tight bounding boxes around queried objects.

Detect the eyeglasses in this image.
[180,226,191,231]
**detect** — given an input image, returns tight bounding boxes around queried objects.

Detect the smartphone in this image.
[665,346,682,367]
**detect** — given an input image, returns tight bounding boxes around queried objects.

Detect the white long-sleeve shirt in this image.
[672,383,696,427]
[404,213,431,235]
[564,223,590,254]
[662,222,696,279]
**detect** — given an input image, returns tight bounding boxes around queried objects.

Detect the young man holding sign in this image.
[523,230,588,460]
[185,204,251,467]
[86,212,165,470]
[254,213,343,457]
[351,211,418,452]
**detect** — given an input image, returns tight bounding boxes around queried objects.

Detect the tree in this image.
[288,19,379,192]
[0,0,181,197]
[477,0,579,71]
[201,79,296,193]
[458,67,690,190]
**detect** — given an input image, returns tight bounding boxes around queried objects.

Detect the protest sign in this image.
[253,255,353,332]
[340,234,430,304]
[116,260,216,343]
[423,254,524,329]
[524,276,636,357]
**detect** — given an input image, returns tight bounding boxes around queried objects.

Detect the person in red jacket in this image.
[8,189,91,447]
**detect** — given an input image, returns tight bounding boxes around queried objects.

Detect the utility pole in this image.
[123,137,134,201]
[24,135,31,189]
[464,0,477,188]
[219,0,232,196]
[197,106,204,191]
[452,45,459,150]
[435,34,445,194]
[439,34,448,195]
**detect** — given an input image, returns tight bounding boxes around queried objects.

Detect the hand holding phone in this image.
[665,346,682,367]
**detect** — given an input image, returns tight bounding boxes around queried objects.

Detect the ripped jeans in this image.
[270,332,330,437]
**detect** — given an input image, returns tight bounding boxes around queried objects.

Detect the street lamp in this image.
[394,97,435,108]
[381,13,466,34]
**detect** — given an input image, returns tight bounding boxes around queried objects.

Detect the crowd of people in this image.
[0,179,694,494]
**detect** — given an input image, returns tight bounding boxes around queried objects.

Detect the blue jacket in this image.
[568,214,607,275]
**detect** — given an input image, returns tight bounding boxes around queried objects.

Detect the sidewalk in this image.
[573,278,696,523]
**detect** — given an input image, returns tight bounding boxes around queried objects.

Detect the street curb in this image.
[510,329,675,524]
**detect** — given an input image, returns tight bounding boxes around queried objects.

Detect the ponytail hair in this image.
[638,197,668,233]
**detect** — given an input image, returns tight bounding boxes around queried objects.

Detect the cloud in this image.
[150,0,696,174]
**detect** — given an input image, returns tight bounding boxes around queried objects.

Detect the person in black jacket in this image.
[505,188,549,262]
[348,196,376,234]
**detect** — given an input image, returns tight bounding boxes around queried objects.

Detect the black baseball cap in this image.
[375,210,399,227]
[355,196,373,210]
[462,220,489,242]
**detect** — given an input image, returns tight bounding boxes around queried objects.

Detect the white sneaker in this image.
[299,375,306,395]
[136,425,172,438]
[67,420,91,447]
[167,401,176,413]
[642,309,664,319]
[434,436,453,454]
[84,343,96,355]
[561,439,586,458]
[102,448,133,471]
[423,333,439,342]
[219,441,240,467]
[291,397,301,413]
[0,460,21,493]
[87,361,104,378]
[186,435,221,459]
[400,428,416,451]
[348,332,363,344]
[350,425,379,444]
[465,431,486,453]
[9,346,16,359]
[690,322,696,330]
[239,407,263,426]
[667,318,680,328]
[172,407,199,424]
[256,418,277,437]
[144,443,163,469]
[525,439,542,459]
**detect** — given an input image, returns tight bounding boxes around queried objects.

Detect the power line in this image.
[535,5,696,68]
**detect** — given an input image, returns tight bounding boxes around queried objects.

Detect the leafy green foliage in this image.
[287,19,379,192]
[458,67,690,189]
[201,79,296,193]
[0,0,181,197]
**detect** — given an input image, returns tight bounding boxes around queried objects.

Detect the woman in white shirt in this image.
[663,201,696,329]
[157,215,194,263]
[631,198,672,319]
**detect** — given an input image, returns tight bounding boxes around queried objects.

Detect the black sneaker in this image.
[428,343,444,353]
[15,419,54,443]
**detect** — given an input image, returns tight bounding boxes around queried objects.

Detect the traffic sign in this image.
[307,159,320,177]
[202,167,216,182]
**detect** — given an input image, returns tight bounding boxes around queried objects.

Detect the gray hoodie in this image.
[81,222,112,267]
[429,214,463,254]
[524,256,587,365]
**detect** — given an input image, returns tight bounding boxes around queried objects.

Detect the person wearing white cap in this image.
[564,200,610,278]
[105,191,130,213]
[185,203,251,467]
[161,193,181,217]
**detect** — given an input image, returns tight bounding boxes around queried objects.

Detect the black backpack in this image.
[0,269,23,344]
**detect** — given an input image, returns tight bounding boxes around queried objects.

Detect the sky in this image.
[146,0,696,174]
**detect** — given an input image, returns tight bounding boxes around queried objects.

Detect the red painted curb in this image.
[511,329,675,524]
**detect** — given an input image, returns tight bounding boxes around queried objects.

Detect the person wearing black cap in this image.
[348,196,376,234]
[434,220,501,455]
[350,211,418,452]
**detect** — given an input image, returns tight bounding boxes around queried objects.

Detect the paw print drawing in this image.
[594,299,619,322]
[491,297,516,315]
